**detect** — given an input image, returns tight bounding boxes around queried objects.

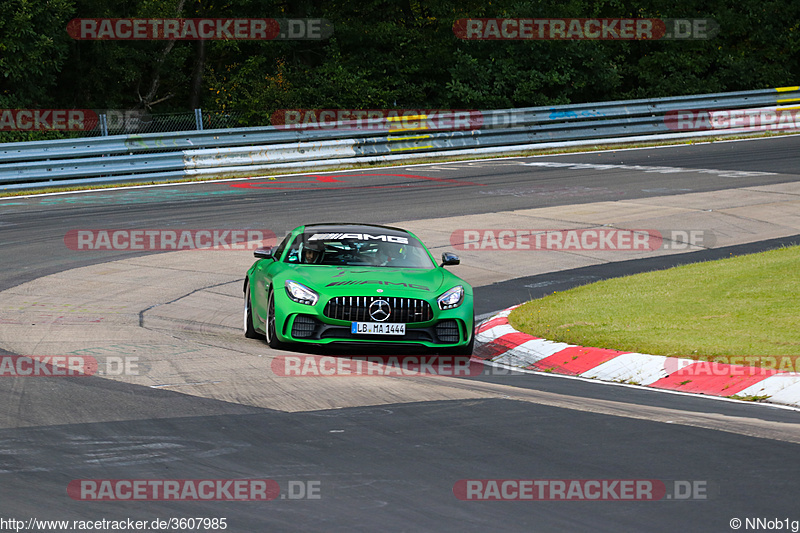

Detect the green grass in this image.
[508,245,800,364]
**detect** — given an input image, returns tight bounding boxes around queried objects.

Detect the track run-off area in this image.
[1,135,799,531]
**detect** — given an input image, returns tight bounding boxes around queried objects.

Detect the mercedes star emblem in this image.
[369,299,392,322]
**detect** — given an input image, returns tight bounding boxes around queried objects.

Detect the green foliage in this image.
[0,0,75,104]
[0,0,798,124]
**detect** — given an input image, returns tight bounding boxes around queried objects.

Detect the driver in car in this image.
[301,241,325,264]
[374,241,406,266]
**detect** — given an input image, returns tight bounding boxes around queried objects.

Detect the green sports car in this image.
[243,223,474,354]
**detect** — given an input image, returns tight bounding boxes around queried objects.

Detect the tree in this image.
[0,0,75,106]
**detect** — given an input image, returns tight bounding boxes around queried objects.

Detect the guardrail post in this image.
[194,108,203,131]
[99,114,108,137]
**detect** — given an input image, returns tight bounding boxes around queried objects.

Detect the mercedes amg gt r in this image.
[243,223,474,353]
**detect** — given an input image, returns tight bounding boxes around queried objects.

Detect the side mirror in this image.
[254,246,275,260]
[441,252,460,266]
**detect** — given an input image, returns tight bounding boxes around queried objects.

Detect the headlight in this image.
[285,280,319,305]
[437,285,464,310]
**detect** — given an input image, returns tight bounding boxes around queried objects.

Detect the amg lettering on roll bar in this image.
[308,233,409,244]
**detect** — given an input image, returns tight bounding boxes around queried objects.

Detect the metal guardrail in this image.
[1,86,798,190]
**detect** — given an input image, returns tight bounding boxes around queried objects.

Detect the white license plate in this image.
[351,322,406,335]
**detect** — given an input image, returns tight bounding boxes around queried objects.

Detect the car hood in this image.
[285,266,459,296]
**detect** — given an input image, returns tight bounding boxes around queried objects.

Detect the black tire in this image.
[243,284,264,339]
[439,318,476,356]
[462,332,476,356]
[448,332,475,356]
[264,288,284,349]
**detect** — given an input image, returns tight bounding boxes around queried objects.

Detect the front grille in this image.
[324,296,433,323]
[291,315,318,338]
[435,320,460,343]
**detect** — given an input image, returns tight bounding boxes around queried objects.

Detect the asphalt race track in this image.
[1,136,799,532]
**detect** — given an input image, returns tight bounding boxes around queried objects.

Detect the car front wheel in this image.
[265,288,284,349]
[243,284,264,339]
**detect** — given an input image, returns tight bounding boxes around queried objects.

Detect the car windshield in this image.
[284,230,435,268]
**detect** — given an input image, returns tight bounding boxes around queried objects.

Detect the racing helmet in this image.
[301,240,325,264]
